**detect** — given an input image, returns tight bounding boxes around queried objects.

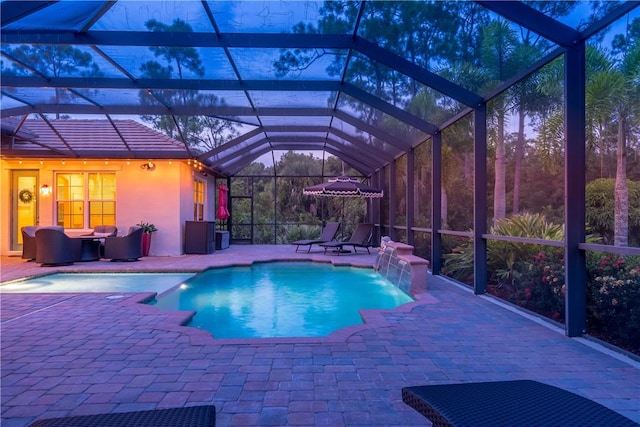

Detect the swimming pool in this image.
[0,272,195,293]
[150,262,413,338]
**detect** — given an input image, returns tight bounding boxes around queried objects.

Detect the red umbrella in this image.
[216,183,230,220]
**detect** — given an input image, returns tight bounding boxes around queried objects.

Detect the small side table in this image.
[215,231,229,250]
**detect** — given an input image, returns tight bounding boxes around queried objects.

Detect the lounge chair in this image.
[34,228,82,266]
[28,405,216,426]
[103,226,144,261]
[402,380,638,427]
[320,223,373,255]
[291,222,340,253]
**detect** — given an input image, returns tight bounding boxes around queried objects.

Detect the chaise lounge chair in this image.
[320,223,373,255]
[401,380,638,427]
[28,405,216,426]
[292,221,341,253]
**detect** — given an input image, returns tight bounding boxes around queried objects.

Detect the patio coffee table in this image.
[72,236,102,262]
[402,380,637,427]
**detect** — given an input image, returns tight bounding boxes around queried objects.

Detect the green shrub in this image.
[442,213,639,354]
[586,178,640,245]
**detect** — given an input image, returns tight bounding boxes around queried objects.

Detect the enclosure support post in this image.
[564,41,587,337]
[388,161,397,241]
[473,105,488,295]
[431,133,442,275]
[406,148,415,246]
[373,169,382,238]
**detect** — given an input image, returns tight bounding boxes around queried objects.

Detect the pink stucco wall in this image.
[1,159,216,256]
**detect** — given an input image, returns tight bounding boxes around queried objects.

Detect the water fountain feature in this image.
[374,240,429,296]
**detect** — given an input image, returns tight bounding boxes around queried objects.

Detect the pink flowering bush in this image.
[587,254,640,354]
[442,213,639,355]
[517,248,566,322]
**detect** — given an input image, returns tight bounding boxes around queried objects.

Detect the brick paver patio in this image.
[1,246,638,426]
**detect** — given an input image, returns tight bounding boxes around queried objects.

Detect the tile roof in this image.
[2,119,189,159]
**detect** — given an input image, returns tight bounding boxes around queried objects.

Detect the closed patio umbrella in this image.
[216,183,230,223]
[303,176,383,244]
[303,176,384,199]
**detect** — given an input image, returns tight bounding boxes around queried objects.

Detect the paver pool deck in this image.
[1,245,639,426]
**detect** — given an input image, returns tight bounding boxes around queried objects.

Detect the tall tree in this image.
[508,2,577,215]
[274,1,466,142]
[587,38,640,246]
[139,18,238,152]
[507,43,547,215]
[6,45,102,118]
[481,20,517,224]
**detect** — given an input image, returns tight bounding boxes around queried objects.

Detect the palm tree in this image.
[586,40,640,246]
[481,20,517,225]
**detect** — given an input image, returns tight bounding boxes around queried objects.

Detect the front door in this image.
[11,170,39,251]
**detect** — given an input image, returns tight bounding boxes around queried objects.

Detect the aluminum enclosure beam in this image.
[475,1,579,47]
[2,77,437,136]
[1,32,481,107]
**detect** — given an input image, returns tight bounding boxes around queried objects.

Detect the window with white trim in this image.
[193,179,205,220]
[55,172,116,228]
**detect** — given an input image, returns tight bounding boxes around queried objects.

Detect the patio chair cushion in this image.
[82,225,118,237]
[93,225,118,236]
[28,405,216,427]
[92,232,114,238]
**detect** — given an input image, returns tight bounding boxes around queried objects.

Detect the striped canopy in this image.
[303,176,383,198]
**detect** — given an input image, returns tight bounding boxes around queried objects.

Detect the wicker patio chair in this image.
[34,227,81,266]
[401,380,638,427]
[103,226,144,261]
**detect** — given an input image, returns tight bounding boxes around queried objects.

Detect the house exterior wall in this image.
[1,158,216,257]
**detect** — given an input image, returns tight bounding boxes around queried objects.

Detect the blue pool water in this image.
[0,273,195,293]
[151,262,413,338]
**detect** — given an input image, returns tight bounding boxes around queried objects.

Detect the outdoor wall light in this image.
[140,161,156,171]
[40,184,51,196]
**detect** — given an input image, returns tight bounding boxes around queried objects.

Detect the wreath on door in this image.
[18,189,34,204]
